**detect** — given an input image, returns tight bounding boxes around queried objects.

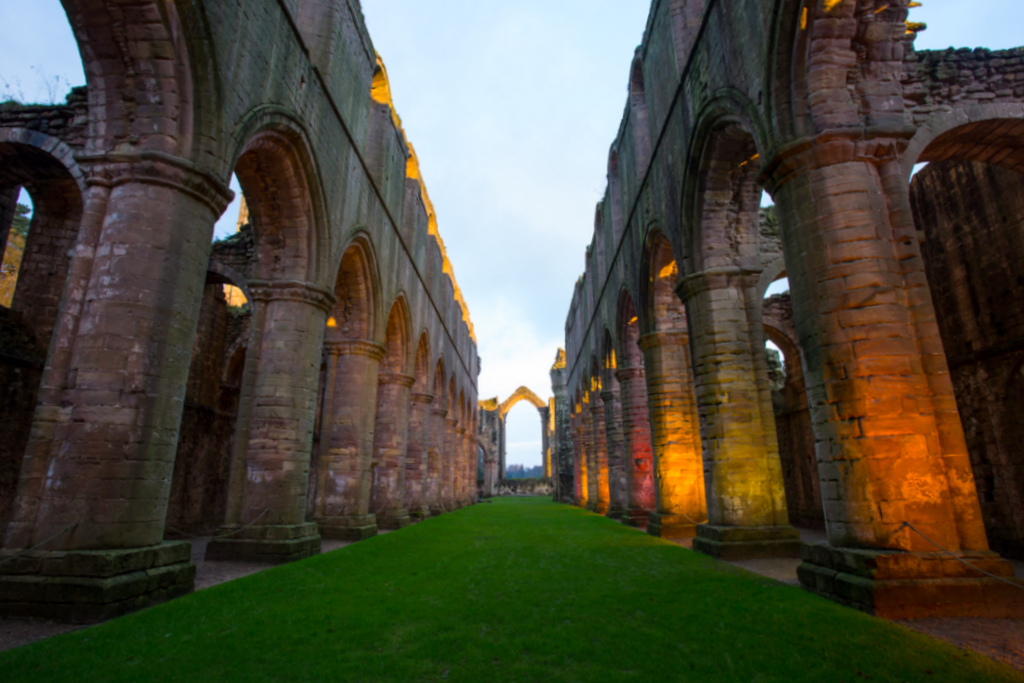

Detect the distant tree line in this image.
[505,464,544,480]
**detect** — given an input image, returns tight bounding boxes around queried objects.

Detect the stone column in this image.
[207,280,334,562]
[427,406,447,515]
[602,388,627,519]
[582,401,599,511]
[589,398,610,515]
[405,392,433,519]
[767,150,1020,617]
[550,360,574,504]
[572,411,587,507]
[307,340,384,541]
[639,331,709,540]
[455,426,468,507]
[617,366,655,526]
[463,425,476,505]
[372,373,414,529]
[675,271,799,558]
[443,417,457,510]
[1,160,232,621]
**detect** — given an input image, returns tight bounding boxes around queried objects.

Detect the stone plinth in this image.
[798,542,1024,619]
[205,523,320,563]
[692,524,801,561]
[318,515,378,541]
[0,541,194,623]
[647,513,698,540]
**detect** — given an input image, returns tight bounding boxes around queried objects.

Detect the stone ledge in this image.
[0,542,194,623]
[798,541,1024,618]
[692,524,802,560]
[376,509,411,531]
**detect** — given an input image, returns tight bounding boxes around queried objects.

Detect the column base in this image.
[595,502,610,515]
[409,506,431,520]
[205,523,321,563]
[622,508,650,528]
[692,524,801,560]
[0,541,194,623]
[429,505,445,517]
[376,509,411,530]
[798,542,1024,619]
[605,505,626,521]
[318,515,378,541]
[647,513,698,540]
[585,501,598,512]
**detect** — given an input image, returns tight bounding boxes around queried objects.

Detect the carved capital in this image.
[378,372,416,388]
[250,279,337,313]
[411,392,435,405]
[77,150,235,215]
[674,267,762,302]
[758,127,914,194]
[431,407,449,418]
[615,367,645,382]
[325,339,387,360]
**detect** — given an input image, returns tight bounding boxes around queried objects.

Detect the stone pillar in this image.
[573,412,587,507]
[455,426,469,507]
[405,392,433,519]
[674,271,799,558]
[206,281,334,562]
[589,398,610,515]
[443,417,457,510]
[427,406,447,515]
[602,388,627,519]
[372,373,414,529]
[550,358,575,504]
[582,401,599,511]
[767,152,1021,617]
[307,340,384,541]
[464,425,476,505]
[1,161,232,621]
[639,331,709,540]
[617,366,655,526]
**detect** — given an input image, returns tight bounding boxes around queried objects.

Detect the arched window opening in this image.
[0,190,32,308]
[909,132,1024,557]
[629,57,652,174]
[503,401,545,480]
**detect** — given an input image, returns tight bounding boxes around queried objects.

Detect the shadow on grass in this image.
[2,497,1021,682]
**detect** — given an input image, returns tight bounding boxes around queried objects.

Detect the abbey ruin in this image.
[0,0,1023,633]
[550,0,1024,619]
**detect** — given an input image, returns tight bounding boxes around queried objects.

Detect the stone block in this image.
[647,513,698,540]
[692,524,802,560]
[317,515,378,541]
[0,542,195,623]
[204,524,321,563]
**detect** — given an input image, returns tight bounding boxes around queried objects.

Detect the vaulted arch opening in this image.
[909,120,1024,557]
[618,291,655,526]
[372,298,413,529]
[404,332,433,518]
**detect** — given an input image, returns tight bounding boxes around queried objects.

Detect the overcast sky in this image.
[1,0,1020,469]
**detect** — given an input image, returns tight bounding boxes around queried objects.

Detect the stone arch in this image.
[326,235,379,344]
[903,110,1024,178]
[379,295,411,376]
[413,332,431,394]
[629,55,652,174]
[641,230,687,335]
[61,0,206,157]
[617,288,644,370]
[498,386,547,417]
[607,146,624,245]
[229,107,330,283]
[0,139,85,349]
[767,0,817,140]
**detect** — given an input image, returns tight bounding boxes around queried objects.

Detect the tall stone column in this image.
[427,406,447,515]
[639,331,708,540]
[550,354,575,504]
[674,271,798,558]
[1,161,232,621]
[589,398,610,515]
[466,423,478,504]
[768,151,1020,617]
[572,412,587,507]
[405,392,433,519]
[582,401,599,511]
[602,388,627,519]
[305,340,384,541]
[207,281,335,562]
[617,366,655,526]
[443,417,457,510]
[372,373,414,529]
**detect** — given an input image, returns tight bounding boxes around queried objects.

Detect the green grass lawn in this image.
[2,497,1021,682]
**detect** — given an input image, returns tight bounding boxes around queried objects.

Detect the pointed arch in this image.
[618,288,644,370]
[499,387,547,417]
[413,332,431,394]
[380,295,411,375]
[641,230,687,335]
[326,236,379,344]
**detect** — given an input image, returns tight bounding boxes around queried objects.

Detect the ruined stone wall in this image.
[911,160,1024,558]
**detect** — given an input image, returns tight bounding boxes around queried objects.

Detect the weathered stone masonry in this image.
[552,0,1024,619]
[0,0,479,622]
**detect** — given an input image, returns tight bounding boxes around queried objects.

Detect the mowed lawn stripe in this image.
[1,497,1020,682]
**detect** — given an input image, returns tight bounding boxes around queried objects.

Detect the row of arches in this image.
[0,0,479,622]
[557,0,1024,618]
